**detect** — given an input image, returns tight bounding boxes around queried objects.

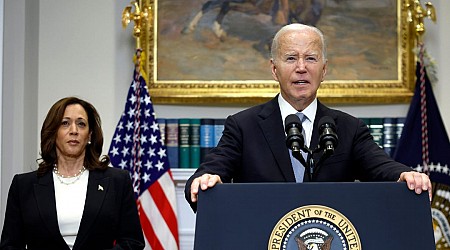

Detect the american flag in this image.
[108,50,179,249]
[394,44,450,249]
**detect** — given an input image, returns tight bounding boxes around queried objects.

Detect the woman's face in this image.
[55,104,91,160]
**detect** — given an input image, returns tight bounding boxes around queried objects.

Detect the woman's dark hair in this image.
[37,97,110,176]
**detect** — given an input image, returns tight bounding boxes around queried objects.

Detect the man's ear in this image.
[321,60,328,81]
[271,59,279,82]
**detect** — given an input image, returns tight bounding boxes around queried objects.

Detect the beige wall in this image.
[1,0,449,242]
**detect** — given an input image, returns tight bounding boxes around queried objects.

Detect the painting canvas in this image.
[144,0,415,104]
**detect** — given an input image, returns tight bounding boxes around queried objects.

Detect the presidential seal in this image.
[268,205,361,250]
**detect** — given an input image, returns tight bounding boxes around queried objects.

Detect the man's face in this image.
[271,28,327,111]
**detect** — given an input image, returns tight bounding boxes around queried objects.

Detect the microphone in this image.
[285,114,305,152]
[318,116,338,156]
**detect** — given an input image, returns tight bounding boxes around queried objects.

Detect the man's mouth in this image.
[293,80,308,85]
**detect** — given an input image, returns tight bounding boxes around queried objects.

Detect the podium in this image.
[194,182,434,250]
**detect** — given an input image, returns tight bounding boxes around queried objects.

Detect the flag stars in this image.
[140,135,148,144]
[148,148,156,157]
[142,172,151,183]
[133,134,140,143]
[443,165,449,174]
[119,160,128,169]
[127,107,136,119]
[144,109,150,118]
[132,171,140,182]
[150,121,159,132]
[144,95,151,105]
[144,160,153,170]
[436,163,442,173]
[430,163,436,172]
[109,65,178,245]
[109,147,119,157]
[113,134,121,144]
[149,134,158,145]
[139,148,145,157]
[126,121,134,131]
[121,147,130,157]
[124,134,132,144]
[141,122,149,131]
[134,160,142,168]
[415,164,423,173]
[117,121,124,131]
[155,161,165,171]
[109,76,173,200]
[129,94,137,105]
[157,148,167,159]
[132,80,139,91]
[131,147,135,156]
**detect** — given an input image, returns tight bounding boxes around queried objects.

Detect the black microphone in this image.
[285,114,305,152]
[318,116,338,156]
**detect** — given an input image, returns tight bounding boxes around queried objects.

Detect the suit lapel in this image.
[258,97,296,182]
[73,170,110,249]
[34,171,69,248]
[311,101,325,164]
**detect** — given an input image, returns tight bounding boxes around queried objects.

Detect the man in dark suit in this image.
[184,23,431,211]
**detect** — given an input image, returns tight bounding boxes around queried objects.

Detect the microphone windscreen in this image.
[318,116,336,129]
[285,114,301,132]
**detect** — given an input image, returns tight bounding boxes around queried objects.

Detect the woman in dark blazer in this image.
[0,97,144,250]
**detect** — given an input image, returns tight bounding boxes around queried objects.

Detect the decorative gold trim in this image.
[140,0,416,105]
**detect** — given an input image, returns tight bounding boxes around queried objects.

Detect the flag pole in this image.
[116,2,179,248]
[122,0,152,53]
[404,0,436,173]
[404,0,436,45]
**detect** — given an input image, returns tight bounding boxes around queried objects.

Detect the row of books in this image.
[157,118,225,169]
[156,117,406,169]
[360,117,406,158]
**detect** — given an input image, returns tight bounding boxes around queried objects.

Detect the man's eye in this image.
[286,57,296,61]
[306,56,318,62]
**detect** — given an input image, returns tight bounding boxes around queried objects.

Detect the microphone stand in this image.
[306,145,335,181]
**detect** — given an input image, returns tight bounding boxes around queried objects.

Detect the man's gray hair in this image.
[271,23,327,62]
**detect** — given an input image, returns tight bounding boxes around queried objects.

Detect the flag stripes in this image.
[140,188,178,249]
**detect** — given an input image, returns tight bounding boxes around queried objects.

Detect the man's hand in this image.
[398,171,432,201]
[190,174,222,203]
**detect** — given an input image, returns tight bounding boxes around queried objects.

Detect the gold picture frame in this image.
[141,0,415,105]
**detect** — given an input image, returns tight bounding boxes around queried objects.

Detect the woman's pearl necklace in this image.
[53,165,86,185]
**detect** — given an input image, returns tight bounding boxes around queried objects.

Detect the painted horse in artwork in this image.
[182,0,327,39]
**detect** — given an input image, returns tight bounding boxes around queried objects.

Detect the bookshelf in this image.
[172,168,196,185]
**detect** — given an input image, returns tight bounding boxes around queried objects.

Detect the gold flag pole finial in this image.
[405,0,436,43]
[122,0,151,49]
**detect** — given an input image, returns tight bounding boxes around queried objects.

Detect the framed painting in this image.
[141,0,415,105]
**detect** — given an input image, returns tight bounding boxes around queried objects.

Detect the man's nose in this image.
[296,59,307,72]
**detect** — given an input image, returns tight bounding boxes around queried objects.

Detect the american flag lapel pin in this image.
[98,184,104,191]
